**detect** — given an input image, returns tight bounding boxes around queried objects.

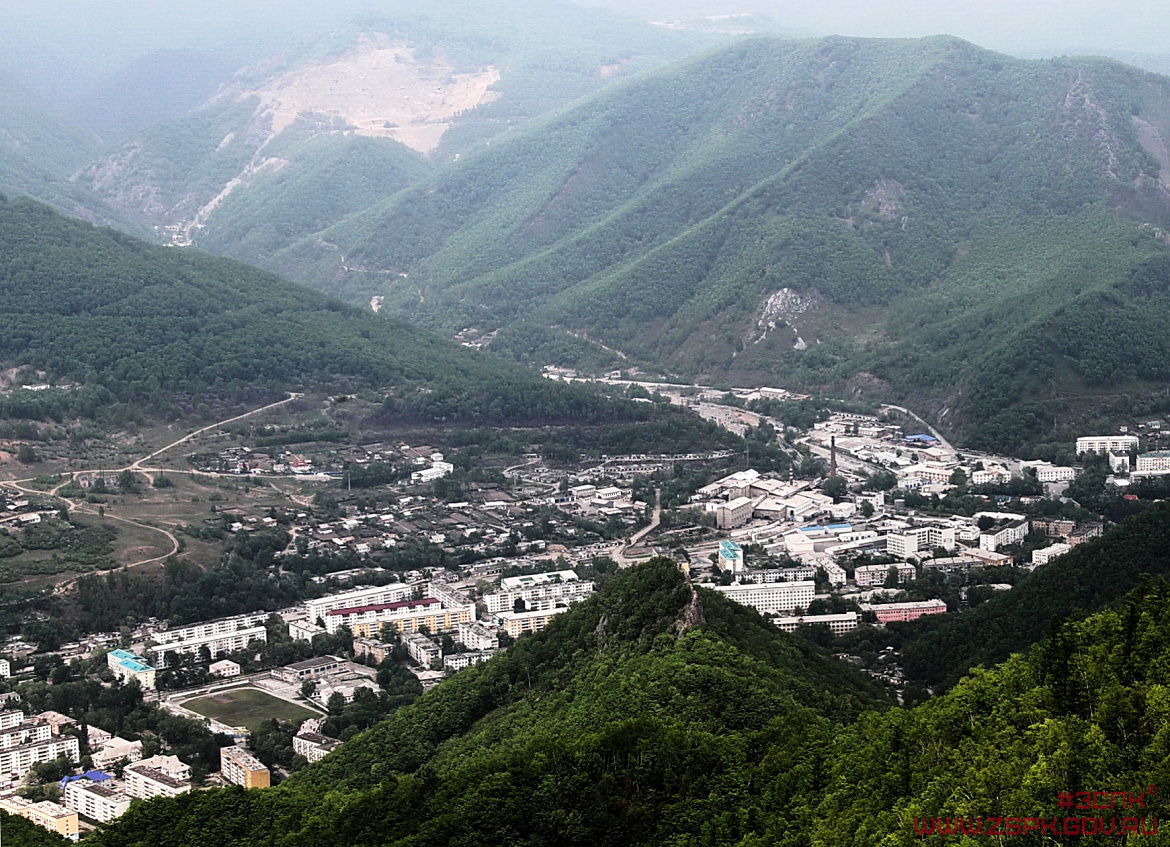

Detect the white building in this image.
[148,627,267,667]
[854,563,916,588]
[293,731,340,764]
[773,612,859,635]
[1077,435,1139,455]
[323,597,474,637]
[496,607,567,637]
[885,525,956,559]
[63,780,132,823]
[979,518,1030,551]
[455,621,499,651]
[107,650,156,690]
[124,758,192,800]
[713,580,815,614]
[91,736,142,771]
[209,659,241,677]
[716,497,755,529]
[717,540,745,574]
[411,466,450,484]
[1024,462,1078,483]
[444,650,496,672]
[303,583,415,623]
[1031,542,1072,567]
[1136,451,1170,474]
[152,612,269,646]
[0,658,9,678]
[484,571,593,614]
[404,632,442,667]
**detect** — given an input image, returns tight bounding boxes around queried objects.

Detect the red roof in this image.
[326,597,439,616]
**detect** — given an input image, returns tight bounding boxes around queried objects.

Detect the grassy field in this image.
[183,687,319,732]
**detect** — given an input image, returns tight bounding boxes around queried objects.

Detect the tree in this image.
[822,476,848,502]
[300,680,317,699]
[977,515,996,531]
[860,500,875,518]
[512,598,527,613]
[948,468,968,486]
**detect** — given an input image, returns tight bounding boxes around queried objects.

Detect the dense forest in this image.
[79,558,1170,846]
[899,500,1170,689]
[0,196,666,428]
[259,35,1170,452]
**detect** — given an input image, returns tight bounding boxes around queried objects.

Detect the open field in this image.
[182,687,318,732]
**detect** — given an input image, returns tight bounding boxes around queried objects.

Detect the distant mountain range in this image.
[5,28,1170,451]
[266,35,1170,451]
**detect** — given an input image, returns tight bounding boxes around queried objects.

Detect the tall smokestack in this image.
[830,435,837,478]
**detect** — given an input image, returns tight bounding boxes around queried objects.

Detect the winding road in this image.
[0,393,302,590]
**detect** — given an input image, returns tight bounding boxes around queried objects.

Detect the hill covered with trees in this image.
[0,195,654,428]
[84,558,1170,846]
[270,34,1170,452]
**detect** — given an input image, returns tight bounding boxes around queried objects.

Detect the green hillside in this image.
[901,500,1170,689]
[0,195,645,428]
[280,35,1170,451]
[85,558,1170,846]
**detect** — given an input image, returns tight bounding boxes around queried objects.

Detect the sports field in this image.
[182,688,318,732]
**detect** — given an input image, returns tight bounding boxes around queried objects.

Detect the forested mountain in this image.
[901,500,1170,689]
[86,558,1170,846]
[0,195,646,428]
[0,72,140,233]
[64,0,715,263]
[272,35,1170,452]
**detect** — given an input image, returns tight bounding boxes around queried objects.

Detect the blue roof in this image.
[905,434,938,443]
[826,523,852,531]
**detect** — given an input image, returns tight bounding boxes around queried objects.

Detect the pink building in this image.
[866,599,948,624]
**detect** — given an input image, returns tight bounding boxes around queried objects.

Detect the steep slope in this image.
[86,560,1170,846]
[901,500,1170,689]
[70,0,715,262]
[0,195,638,427]
[286,35,1170,451]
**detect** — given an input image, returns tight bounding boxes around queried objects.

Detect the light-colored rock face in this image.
[248,34,500,153]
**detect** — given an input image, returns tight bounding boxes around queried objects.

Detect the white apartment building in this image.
[124,761,191,800]
[293,731,340,764]
[1077,435,1140,455]
[484,570,594,614]
[304,583,415,623]
[854,563,916,588]
[773,612,859,635]
[1136,451,1170,474]
[0,795,79,841]
[885,524,956,559]
[152,612,269,646]
[91,737,142,771]
[63,780,132,823]
[979,518,1030,551]
[148,627,267,667]
[1031,543,1072,567]
[455,621,499,651]
[444,650,496,672]
[404,632,442,667]
[820,562,848,587]
[0,658,9,678]
[713,580,816,614]
[496,607,567,637]
[1024,462,1078,483]
[716,497,755,529]
[324,597,474,637]
[970,467,1010,485]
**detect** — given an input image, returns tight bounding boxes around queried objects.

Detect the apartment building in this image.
[484,570,594,614]
[1031,543,1072,568]
[123,761,191,800]
[0,795,79,841]
[303,583,415,624]
[443,651,496,672]
[147,627,267,667]
[1077,435,1140,455]
[219,746,270,789]
[854,563,916,588]
[772,612,859,635]
[324,597,474,637]
[717,540,745,574]
[885,524,956,559]
[455,621,499,651]
[1136,451,1170,474]
[979,518,1030,551]
[292,731,340,764]
[0,721,79,778]
[404,632,441,668]
[63,779,132,823]
[713,581,816,614]
[496,607,567,637]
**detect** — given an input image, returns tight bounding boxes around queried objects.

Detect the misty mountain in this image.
[268,35,1170,451]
